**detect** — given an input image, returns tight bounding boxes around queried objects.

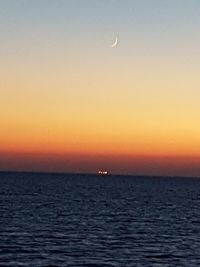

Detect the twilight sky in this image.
[1,0,200,176]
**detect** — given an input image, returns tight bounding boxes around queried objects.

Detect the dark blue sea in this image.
[0,172,200,266]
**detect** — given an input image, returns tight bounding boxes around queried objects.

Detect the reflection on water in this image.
[0,172,200,266]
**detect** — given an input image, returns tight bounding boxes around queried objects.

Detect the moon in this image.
[111,37,118,48]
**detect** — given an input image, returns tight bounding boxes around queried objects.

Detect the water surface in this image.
[0,172,200,266]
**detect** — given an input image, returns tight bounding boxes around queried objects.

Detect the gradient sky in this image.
[1,0,200,176]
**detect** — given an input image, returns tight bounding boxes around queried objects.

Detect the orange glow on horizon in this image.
[1,126,200,158]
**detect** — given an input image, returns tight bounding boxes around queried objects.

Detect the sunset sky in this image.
[1,0,200,176]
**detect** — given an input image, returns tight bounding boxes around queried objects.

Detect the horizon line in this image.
[0,170,199,180]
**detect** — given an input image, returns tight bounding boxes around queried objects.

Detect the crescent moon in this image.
[111,37,118,48]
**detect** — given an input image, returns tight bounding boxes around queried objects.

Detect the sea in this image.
[0,171,200,267]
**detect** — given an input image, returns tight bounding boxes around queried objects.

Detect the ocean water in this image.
[0,172,200,267]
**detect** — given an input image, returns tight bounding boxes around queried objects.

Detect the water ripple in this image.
[0,172,200,266]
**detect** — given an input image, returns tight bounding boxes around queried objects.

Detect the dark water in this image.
[0,172,200,266]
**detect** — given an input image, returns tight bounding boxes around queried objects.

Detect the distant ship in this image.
[98,170,109,175]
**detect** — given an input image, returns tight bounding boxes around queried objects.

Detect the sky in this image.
[1,0,200,176]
